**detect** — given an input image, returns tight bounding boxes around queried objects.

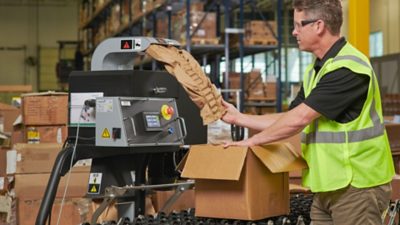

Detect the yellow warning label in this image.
[102,128,110,138]
[90,185,97,193]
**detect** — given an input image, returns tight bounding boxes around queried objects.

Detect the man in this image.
[221,0,395,224]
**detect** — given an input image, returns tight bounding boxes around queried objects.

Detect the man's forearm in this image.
[247,103,321,145]
[234,112,284,131]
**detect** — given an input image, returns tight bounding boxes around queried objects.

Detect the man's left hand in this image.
[223,138,255,148]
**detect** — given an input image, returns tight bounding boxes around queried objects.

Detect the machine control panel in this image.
[95,97,186,147]
[142,112,162,131]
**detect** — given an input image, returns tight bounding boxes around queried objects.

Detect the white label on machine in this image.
[97,98,113,113]
[70,92,103,126]
[88,173,102,194]
[121,100,131,106]
[134,38,142,50]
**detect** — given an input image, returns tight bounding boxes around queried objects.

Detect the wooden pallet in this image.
[246,96,276,101]
[190,37,220,45]
[244,37,277,46]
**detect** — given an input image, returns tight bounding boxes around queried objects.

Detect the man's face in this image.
[292,10,318,52]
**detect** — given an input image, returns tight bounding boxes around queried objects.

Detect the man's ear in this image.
[316,20,325,35]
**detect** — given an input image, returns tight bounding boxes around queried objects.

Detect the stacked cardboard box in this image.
[224,71,276,103]
[17,92,68,144]
[5,143,91,225]
[108,4,121,34]
[130,0,142,20]
[187,11,217,43]
[383,94,400,116]
[246,70,277,101]
[386,122,400,174]
[172,3,218,45]
[0,148,9,193]
[121,0,130,26]
[0,103,19,136]
[246,70,266,100]
[243,20,278,46]
[17,198,91,225]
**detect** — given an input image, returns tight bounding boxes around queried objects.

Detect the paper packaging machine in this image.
[35,37,207,225]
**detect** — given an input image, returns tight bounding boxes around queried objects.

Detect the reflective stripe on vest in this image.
[301,55,385,144]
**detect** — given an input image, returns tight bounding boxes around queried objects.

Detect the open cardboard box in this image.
[179,143,307,220]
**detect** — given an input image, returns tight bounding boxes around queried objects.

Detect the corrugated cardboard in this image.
[391,174,400,200]
[0,103,19,134]
[22,125,68,144]
[248,130,301,155]
[18,198,92,225]
[0,149,7,192]
[151,189,195,213]
[386,123,400,152]
[11,143,89,174]
[14,172,89,200]
[21,92,68,125]
[180,143,307,220]
[0,149,5,177]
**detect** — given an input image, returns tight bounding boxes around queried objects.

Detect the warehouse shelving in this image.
[78,0,284,112]
[79,0,113,30]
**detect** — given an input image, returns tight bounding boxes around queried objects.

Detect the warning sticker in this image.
[88,173,102,194]
[97,98,113,113]
[102,128,110,138]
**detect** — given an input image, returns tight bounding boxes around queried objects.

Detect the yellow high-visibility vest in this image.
[301,42,395,192]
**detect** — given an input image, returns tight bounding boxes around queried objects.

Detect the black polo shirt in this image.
[289,37,370,123]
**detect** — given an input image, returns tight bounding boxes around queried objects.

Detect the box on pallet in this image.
[9,143,90,174]
[0,103,19,134]
[386,123,400,151]
[12,115,68,144]
[180,143,307,220]
[244,20,277,36]
[24,125,67,144]
[21,92,68,126]
[392,174,400,200]
[0,148,9,192]
[18,198,92,225]
[177,11,217,44]
[243,20,278,45]
[14,172,89,200]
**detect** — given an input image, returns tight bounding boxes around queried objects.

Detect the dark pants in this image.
[310,183,392,225]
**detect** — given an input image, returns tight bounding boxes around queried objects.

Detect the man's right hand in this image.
[221,100,241,125]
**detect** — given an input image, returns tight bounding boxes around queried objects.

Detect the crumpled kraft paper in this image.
[146,44,226,125]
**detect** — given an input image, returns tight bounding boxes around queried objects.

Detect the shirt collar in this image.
[314,37,347,73]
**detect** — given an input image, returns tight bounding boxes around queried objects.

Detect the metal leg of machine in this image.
[36,37,208,225]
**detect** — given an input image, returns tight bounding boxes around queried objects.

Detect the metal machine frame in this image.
[35,37,206,225]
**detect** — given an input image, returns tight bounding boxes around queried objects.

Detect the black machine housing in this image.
[35,70,207,225]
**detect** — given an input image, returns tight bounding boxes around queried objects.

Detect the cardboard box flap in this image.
[181,145,247,180]
[250,143,307,173]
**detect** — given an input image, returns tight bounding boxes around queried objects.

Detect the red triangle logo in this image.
[123,41,130,49]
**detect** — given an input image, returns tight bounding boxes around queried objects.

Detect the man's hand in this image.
[223,138,255,148]
[221,100,241,125]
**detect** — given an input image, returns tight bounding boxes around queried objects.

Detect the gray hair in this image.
[293,0,343,35]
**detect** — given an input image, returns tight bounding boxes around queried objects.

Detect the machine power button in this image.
[161,105,174,120]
